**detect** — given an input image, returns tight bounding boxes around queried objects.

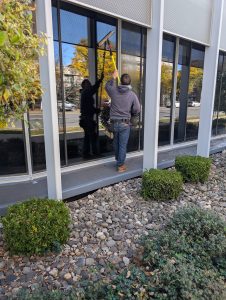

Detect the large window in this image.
[0,120,27,175]
[159,34,205,146]
[212,52,226,136]
[52,1,146,167]
[121,21,146,151]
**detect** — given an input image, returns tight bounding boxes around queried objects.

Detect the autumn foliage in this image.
[0,0,45,125]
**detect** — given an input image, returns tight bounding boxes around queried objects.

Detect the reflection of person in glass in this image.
[106,71,141,172]
[79,73,104,159]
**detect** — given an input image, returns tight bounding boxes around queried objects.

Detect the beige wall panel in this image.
[65,0,152,27]
[164,0,212,44]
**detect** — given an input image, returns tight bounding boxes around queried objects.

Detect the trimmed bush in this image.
[2,198,71,255]
[175,155,212,183]
[141,169,183,200]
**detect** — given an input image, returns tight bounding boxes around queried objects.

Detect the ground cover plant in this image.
[1,198,71,255]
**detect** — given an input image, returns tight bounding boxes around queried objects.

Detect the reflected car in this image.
[188,101,200,107]
[175,101,180,108]
[58,101,76,111]
[166,101,180,108]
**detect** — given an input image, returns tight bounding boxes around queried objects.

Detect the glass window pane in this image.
[121,54,141,152]
[52,6,58,41]
[162,35,175,63]
[0,120,27,175]
[159,62,173,146]
[29,100,46,172]
[178,40,191,66]
[213,54,224,135]
[54,41,66,165]
[60,9,88,46]
[191,45,205,68]
[216,55,226,135]
[97,22,116,51]
[186,67,203,140]
[122,22,141,57]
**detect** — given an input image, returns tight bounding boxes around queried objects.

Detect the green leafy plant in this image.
[142,206,226,299]
[2,198,71,255]
[141,169,183,200]
[175,155,212,183]
[0,0,45,125]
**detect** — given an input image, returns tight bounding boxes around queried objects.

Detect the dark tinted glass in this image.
[191,44,205,68]
[178,40,191,66]
[0,121,27,175]
[162,35,175,63]
[122,22,141,56]
[60,9,88,45]
[212,53,226,136]
[52,6,58,41]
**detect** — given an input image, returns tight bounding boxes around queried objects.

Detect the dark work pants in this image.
[83,119,98,156]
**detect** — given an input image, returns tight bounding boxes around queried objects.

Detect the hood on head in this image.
[117,85,132,93]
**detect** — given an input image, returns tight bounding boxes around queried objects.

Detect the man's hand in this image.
[113,70,119,80]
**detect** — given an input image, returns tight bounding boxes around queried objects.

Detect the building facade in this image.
[1,0,226,213]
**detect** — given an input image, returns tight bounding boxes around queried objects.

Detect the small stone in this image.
[96,232,106,240]
[12,288,20,295]
[123,257,130,266]
[107,240,116,247]
[0,262,5,270]
[86,258,95,266]
[83,236,88,243]
[76,257,86,267]
[64,273,72,281]
[96,213,103,219]
[49,268,58,278]
[22,267,31,274]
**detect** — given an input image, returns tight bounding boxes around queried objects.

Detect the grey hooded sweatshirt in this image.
[105,79,141,120]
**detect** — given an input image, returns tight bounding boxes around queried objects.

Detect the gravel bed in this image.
[0,152,226,298]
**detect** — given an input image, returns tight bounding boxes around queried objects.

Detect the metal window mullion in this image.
[23,112,33,178]
[117,19,122,76]
[170,37,179,146]
[216,54,224,135]
[57,0,68,166]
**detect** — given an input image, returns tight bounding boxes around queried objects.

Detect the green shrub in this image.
[150,259,225,300]
[167,206,226,242]
[175,155,212,183]
[142,206,226,299]
[141,169,183,200]
[2,198,71,255]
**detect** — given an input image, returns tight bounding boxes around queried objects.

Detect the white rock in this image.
[123,257,130,266]
[49,268,58,278]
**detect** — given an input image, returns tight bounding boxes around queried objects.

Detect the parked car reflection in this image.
[58,101,76,111]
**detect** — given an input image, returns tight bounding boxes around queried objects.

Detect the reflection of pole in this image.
[107,39,120,83]
[100,41,107,106]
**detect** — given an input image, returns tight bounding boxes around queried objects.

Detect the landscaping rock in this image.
[0,152,226,297]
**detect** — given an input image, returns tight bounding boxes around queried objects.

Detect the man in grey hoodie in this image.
[105,71,141,172]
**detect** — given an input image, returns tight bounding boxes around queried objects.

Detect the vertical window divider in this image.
[57,0,68,166]
[216,54,224,135]
[170,37,179,146]
[23,112,33,178]
[117,19,122,76]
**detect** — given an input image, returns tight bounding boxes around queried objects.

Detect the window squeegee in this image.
[97,31,120,83]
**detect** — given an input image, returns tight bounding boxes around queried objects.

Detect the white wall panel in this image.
[164,0,212,45]
[220,0,226,50]
[65,0,152,27]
